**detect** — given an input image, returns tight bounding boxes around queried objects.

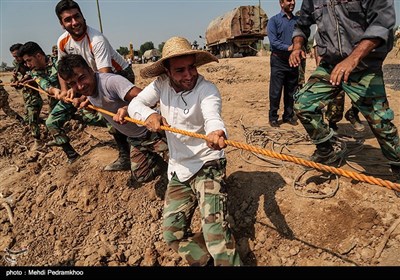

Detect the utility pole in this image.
[259,0,263,51]
[96,0,103,33]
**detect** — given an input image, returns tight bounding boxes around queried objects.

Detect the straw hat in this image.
[140,36,218,79]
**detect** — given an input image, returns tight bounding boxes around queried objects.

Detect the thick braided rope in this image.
[3,82,400,192]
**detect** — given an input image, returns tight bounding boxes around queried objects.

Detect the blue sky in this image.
[1,0,399,66]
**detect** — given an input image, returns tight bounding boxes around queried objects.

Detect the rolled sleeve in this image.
[200,86,227,136]
[127,81,159,123]
[362,25,392,44]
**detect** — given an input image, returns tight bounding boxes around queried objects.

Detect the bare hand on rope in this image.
[64,88,90,108]
[3,81,400,192]
[144,113,170,132]
[113,106,129,124]
[206,130,227,150]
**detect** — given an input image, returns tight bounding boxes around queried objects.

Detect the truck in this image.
[204,5,268,58]
[142,49,161,63]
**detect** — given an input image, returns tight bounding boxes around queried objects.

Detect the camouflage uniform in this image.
[30,56,59,111]
[298,58,306,87]
[32,56,106,145]
[12,61,43,139]
[325,89,362,129]
[127,131,168,183]
[45,101,107,145]
[163,158,242,266]
[294,64,400,163]
[0,81,23,122]
[325,89,345,125]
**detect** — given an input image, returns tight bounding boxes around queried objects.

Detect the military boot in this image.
[390,164,400,198]
[104,132,130,171]
[15,114,24,124]
[61,143,80,164]
[345,108,365,132]
[310,139,346,164]
[328,121,339,133]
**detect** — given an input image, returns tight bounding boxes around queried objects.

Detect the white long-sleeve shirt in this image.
[128,74,226,181]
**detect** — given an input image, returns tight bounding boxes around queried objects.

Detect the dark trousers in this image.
[268,53,299,122]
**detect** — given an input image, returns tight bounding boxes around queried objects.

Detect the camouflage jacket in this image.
[30,56,59,92]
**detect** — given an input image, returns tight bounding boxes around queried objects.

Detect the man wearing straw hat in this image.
[128,36,242,266]
[58,54,168,187]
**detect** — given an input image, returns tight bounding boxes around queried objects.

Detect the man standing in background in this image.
[267,0,298,127]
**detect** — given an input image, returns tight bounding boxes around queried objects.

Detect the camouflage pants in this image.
[46,101,107,145]
[162,158,242,266]
[294,64,400,163]
[0,87,22,121]
[325,90,360,124]
[298,58,306,86]
[22,88,43,139]
[47,96,59,112]
[116,66,135,84]
[325,89,345,123]
[127,131,168,183]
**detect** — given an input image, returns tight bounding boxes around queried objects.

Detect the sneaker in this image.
[310,141,346,164]
[269,120,280,127]
[283,118,298,126]
[345,110,365,132]
[104,157,131,171]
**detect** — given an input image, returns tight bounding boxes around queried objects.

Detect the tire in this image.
[226,44,234,58]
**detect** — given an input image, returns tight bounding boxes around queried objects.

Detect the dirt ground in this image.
[1,49,400,267]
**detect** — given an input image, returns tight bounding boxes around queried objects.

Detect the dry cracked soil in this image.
[1,49,400,269]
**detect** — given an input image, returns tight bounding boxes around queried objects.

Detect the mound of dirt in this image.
[1,49,400,267]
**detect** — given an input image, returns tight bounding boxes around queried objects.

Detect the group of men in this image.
[3,0,241,266]
[267,0,365,133]
[2,0,400,267]
[268,0,400,188]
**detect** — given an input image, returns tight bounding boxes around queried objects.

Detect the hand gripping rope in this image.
[2,82,400,192]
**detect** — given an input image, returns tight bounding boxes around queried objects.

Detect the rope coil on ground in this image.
[1,82,400,192]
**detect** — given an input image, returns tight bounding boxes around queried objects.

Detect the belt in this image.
[203,158,226,169]
[272,52,290,60]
